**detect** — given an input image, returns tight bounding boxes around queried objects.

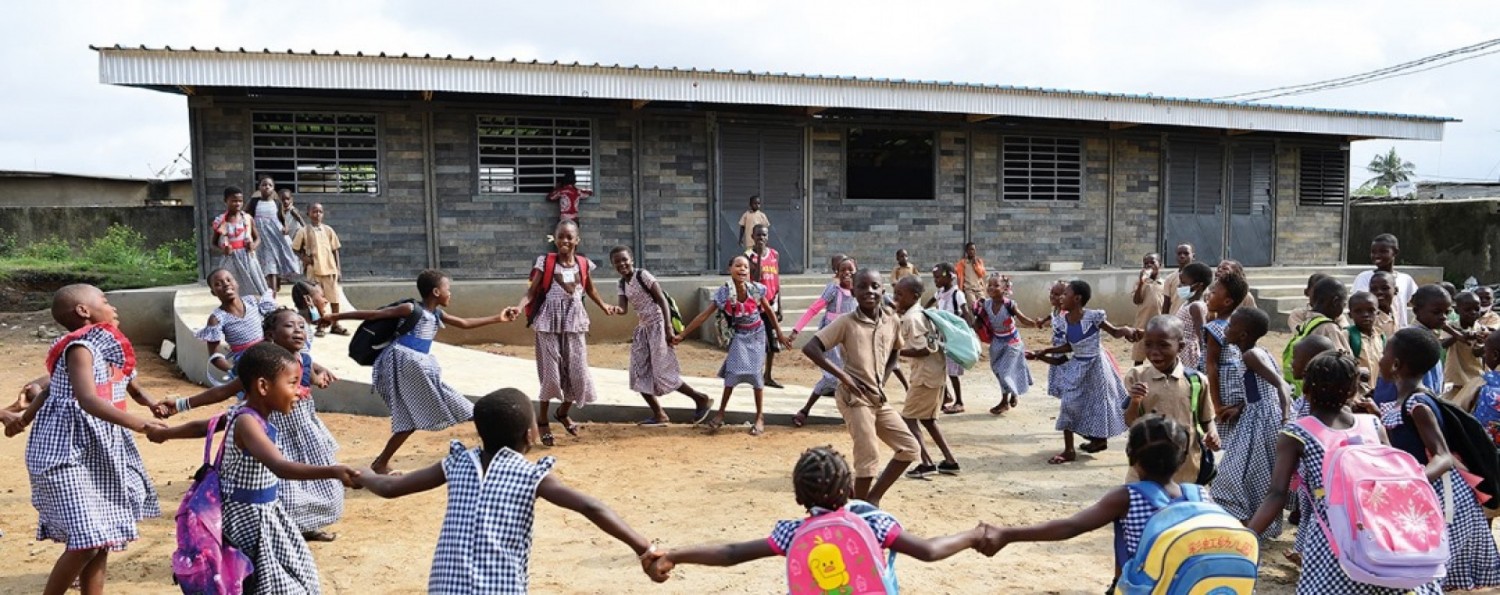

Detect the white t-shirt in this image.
[935,286,967,315]
[1352,269,1419,328]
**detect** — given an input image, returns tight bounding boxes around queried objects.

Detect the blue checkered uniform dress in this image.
[372,306,474,434]
[428,441,555,595]
[195,293,277,351]
[221,406,322,594]
[1284,416,1442,594]
[267,352,343,533]
[1214,346,1284,538]
[716,283,769,389]
[977,298,1032,396]
[810,282,855,395]
[1051,310,1128,439]
[25,327,160,550]
[1381,394,1500,590]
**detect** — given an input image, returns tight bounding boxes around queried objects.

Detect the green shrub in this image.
[84,224,152,268]
[20,237,72,261]
[151,238,198,272]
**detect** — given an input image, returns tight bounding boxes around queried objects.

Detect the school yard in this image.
[0,308,1450,594]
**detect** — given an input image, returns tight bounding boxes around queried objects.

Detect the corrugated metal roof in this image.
[92,45,1454,141]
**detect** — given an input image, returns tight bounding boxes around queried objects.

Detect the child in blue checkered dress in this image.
[1026,280,1138,465]
[357,388,662,595]
[648,446,990,583]
[148,343,360,594]
[981,416,1213,591]
[22,284,166,595]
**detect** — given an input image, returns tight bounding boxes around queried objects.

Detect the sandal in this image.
[553,412,580,437]
[330,324,350,336]
[942,404,965,415]
[691,401,713,425]
[637,417,669,428]
[791,409,809,428]
[989,402,1010,415]
[764,379,785,389]
[1048,451,1077,465]
[1080,440,1109,454]
[749,422,764,436]
[702,417,725,433]
[1008,393,1018,408]
[538,423,555,447]
[302,530,337,543]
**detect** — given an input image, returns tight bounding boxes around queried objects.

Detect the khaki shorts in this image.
[901,384,944,420]
[836,399,919,478]
[315,274,341,305]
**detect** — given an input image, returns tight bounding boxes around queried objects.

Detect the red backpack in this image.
[525,253,589,327]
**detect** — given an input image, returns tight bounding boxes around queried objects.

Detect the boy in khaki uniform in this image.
[1123,315,1218,484]
[1347,291,1387,398]
[891,276,959,479]
[290,203,347,334]
[1131,253,1164,366]
[805,269,920,507]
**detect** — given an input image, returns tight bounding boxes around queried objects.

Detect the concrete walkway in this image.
[172,286,844,427]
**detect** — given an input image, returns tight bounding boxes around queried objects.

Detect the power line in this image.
[1210,37,1500,102]
[1240,47,1500,102]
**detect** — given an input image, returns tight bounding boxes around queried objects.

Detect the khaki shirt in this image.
[1123,363,1214,484]
[1374,310,1398,340]
[1134,278,1164,328]
[1308,319,1353,355]
[1446,322,1490,395]
[1162,271,1182,313]
[1351,327,1385,397]
[898,307,947,389]
[291,224,341,276]
[737,210,770,249]
[891,264,919,282]
[815,305,903,408]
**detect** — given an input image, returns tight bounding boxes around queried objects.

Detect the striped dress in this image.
[251,196,302,277]
[427,441,555,595]
[977,297,1032,396]
[532,255,599,407]
[1051,310,1129,439]
[26,325,160,551]
[268,351,343,533]
[716,282,769,389]
[212,212,272,298]
[620,270,683,396]
[221,406,322,594]
[372,306,474,434]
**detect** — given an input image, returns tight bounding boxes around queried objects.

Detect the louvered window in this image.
[1299,148,1347,207]
[477,116,592,194]
[845,128,935,200]
[252,112,379,194]
[1230,144,1274,215]
[1168,141,1224,215]
[1001,136,1083,201]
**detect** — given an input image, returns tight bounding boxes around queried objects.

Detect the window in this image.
[252,112,378,194]
[1299,148,1348,207]
[844,128,935,200]
[1001,136,1083,201]
[477,116,592,194]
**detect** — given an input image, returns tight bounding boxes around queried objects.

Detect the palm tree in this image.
[1365,148,1415,188]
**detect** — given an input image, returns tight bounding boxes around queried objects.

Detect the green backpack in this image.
[622,271,685,334]
[1281,315,1333,395]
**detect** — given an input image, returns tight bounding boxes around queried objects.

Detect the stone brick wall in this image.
[806,127,965,273]
[637,118,711,274]
[1274,147,1345,265]
[1110,136,1162,265]
[971,133,1110,270]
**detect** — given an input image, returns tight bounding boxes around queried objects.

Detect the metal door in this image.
[1228,143,1275,266]
[1165,140,1226,265]
[717,124,806,273]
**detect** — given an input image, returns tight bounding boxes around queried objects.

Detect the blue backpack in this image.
[1114,482,1259,595]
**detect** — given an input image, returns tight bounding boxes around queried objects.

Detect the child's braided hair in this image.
[1303,350,1360,410]
[1125,415,1189,479]
[793,446,853,511]
[261,307,301,339]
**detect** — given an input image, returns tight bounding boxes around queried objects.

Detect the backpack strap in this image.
[1186,372,1206,434]
[204,413,228,467]
[575,254,590,290]
[1347,325,1363,358]
[1128,481,1173,509]
[1179,483,1205,502]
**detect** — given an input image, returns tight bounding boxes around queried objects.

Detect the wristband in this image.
[638,544,658,560]
[176,398,192,413]
[209,353,228,363]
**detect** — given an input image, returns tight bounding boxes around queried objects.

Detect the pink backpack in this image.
[172,413,254,594]
[785,506,896,595]
[1298,415,1451,589]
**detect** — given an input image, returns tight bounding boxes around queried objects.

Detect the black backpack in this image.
[1403,390,1500,510]
[348,299,425,366]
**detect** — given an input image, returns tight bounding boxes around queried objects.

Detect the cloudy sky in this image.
[3,0,1497,186]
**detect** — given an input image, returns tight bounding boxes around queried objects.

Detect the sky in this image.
[3,0,1497,186]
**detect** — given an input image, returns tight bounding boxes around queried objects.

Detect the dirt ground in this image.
[0,310,1382,594]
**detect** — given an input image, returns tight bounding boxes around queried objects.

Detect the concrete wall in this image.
[0,206,194,249]
[0,176,192,207]
[1349,198,1500,284]
[1275,147,1346,265]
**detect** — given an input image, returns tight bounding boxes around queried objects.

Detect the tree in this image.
[1364,147,1415,189]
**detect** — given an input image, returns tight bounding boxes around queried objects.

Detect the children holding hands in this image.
[1027,280,1139,464]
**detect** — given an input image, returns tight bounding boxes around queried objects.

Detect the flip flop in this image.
[637,417,669,428]
[691,402,713,425]
[1048,452,1077,465]
[702,418,724,433]
[764,379,785,389]
[791,410,809,428]
[553,412,580,437]
[749,423,764,436]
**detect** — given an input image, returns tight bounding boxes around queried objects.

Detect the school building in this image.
[94,45,1452,281]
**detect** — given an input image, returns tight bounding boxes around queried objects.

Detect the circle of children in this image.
[5,174,1500,594]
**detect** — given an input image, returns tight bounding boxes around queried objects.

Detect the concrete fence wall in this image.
[0,206,195,249]
[1348,199,1500,284]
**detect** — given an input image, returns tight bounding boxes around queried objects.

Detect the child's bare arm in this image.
[1247,434,1302,534]
[890,524,987,562]
[1243,351,1291,415]
[310,362,336,388]
[329,301,415,323]
[181,379,244,411]
[236,417,359,485]
[662,539,777,567]
[1205,337,1226,410]
[758,297,791,347]
[440,309,513,330]
[147,416,226,443]
[992,487,1130,547]
[1099,320,1139,341]
[536,474,653,557]
[674,305,718,343]
[15,377,47,410]
[1011,304,1040,329]
[584,277,622,315]
[358,462,445,498]
[1409,402,1459,482]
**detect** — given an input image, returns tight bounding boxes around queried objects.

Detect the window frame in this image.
[840,126,940,202]
[250,111,381,195]
[1297,147,1349,208]
[475,115,596,196]
[999,134,1086,203]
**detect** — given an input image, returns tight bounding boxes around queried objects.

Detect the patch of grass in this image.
[0,224,197,291]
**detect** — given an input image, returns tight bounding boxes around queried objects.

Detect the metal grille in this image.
[477,116,592,194]
[252,112,378,194]
[1001,136,1083,201]
[1167,141,1224,215]
[1229,144,1273,216]
[1298,148,1347,207]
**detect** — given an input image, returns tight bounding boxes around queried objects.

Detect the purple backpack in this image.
[172,413,254,594]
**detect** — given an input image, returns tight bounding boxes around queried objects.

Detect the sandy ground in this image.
[0,309,1414,594]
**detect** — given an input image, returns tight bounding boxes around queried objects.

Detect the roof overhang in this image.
[95,46,1455,141]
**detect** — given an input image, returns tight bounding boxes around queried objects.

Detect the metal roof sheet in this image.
[92,45,1454,141]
